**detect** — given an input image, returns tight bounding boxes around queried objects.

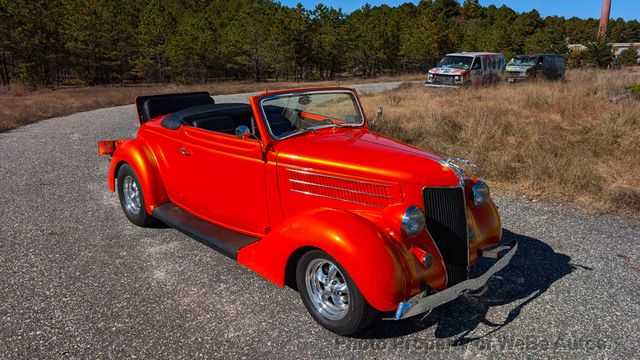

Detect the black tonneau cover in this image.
[135,92,214,124]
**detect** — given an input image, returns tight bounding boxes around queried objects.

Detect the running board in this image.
[152,203,260,260]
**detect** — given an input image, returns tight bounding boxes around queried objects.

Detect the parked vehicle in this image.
[98,88,517,335]
[425,52,506,87]
[506,54,566,82]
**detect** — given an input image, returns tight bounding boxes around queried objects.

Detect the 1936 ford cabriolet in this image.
[99,87,517,335]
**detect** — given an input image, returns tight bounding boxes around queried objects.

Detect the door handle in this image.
[180,147,191,156]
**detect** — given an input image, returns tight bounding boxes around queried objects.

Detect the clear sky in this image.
[279,0,639,21]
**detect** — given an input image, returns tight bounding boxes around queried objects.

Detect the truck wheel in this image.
[296,250,378,335]
[117,163,157,227]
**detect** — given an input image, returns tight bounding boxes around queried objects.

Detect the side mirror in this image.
[235,125,251,139]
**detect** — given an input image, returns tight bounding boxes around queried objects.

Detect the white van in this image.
[426,52,506,87]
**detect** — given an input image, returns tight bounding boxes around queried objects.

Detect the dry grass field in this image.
[0,75,423,132]
[365,68,640,217]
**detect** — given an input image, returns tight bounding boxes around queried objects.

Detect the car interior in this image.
[165,103,262,139]
[139,92,309,139]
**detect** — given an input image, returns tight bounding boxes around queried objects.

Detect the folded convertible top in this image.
[135,92,214,124]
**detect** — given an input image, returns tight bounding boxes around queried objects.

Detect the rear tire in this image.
[117,163,158,227]
[296,250,378,335]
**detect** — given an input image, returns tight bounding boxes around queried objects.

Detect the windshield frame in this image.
[258,89,366,141]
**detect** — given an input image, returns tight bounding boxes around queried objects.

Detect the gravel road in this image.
[0,83,638,359]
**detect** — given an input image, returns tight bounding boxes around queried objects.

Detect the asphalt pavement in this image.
[0,83,638,359]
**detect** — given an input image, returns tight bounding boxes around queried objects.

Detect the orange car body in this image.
[103,87,503,313]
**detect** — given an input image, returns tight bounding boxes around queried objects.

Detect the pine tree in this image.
[618,48,639,66]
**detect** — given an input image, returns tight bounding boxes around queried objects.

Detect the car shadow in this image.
[356,229,588,343]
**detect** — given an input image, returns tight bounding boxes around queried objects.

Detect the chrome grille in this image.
[432,75,455,85]
[423,187,468,286]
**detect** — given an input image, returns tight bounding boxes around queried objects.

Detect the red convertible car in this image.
[99,87,517,335]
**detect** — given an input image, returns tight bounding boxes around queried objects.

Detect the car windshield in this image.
[261,91,364,139]
[509,56,537,66]
[438,56,474,69]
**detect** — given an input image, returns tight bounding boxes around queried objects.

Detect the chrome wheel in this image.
[122,175,141,215]
[305,258,350,320]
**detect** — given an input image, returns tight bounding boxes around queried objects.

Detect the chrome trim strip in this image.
[290,189,386,208]
[289,179,394,199]
[287,168,393,188]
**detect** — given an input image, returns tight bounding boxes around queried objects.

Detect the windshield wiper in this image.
[307,121,362,131]
[306,123,338,131]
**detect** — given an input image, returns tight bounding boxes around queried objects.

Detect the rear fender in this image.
[237,208,411,311]
[108,140,168,213]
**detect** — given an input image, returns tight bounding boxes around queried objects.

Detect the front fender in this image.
[237,208,412,311]
[108,139,168,213]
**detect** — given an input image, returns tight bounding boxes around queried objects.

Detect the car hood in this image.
[428,67,467,75]
[274,128,461,187]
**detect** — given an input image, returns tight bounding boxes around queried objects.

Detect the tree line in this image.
[0,0,638,88]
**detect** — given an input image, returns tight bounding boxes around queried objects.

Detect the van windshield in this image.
[509,56,537,66]
[438,56,474,69]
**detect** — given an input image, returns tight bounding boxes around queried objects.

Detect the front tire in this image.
[296,250,378,335]
[116,163,158,227]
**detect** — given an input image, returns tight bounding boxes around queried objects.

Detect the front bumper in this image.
[391,240,518,320]
[424,82,460,88]
[506,74,528,82]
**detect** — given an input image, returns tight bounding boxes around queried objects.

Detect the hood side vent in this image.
[287,169,393,208]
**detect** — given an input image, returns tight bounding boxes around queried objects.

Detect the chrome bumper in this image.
[506,75,528,82]
[424,82,460,88]
[391,240,518,320]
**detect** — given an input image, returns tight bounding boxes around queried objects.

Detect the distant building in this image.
[609,42,640,57]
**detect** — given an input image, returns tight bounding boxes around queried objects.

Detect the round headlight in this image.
[472,180,490,206]
[454,75,461,82]
[401,206,426,238]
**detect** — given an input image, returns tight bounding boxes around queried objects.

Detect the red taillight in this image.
[98,140,124,156]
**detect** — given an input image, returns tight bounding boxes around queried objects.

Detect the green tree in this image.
[566,49,584,68]
[221,1,280,81]
[135,0,175,82]
[583,40,613,68]
[64,0,143,85]
[164,11,217,83]
[509,10,544,55]
[401,0,461,70]
[0,0,13,86]
[565,17,598,44]
[524,30,567,54]
[618,48,639,66]
[461,0,483,20]
[310,4,347,80]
